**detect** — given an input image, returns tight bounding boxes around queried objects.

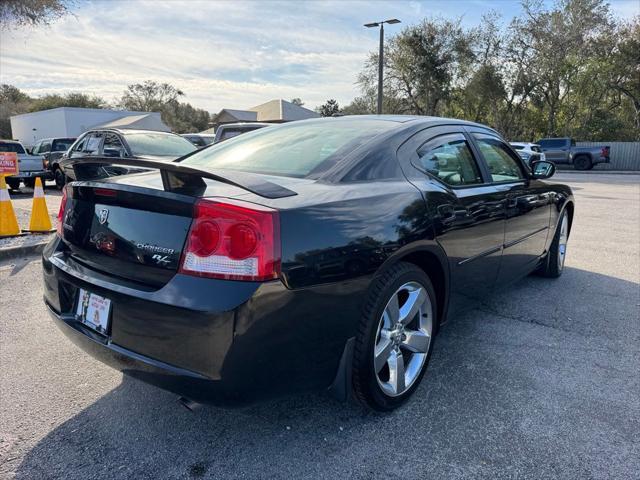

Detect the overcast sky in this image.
[1,0,637,113]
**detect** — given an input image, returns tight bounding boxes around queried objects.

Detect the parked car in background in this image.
[0,139,49,190]
[31,137,76,189]
[59,128,197,188]
[214,122,271,143]
[181,133,216,148]
[536,137,610,170]
[510,142,545,167]
[49,116,573,412]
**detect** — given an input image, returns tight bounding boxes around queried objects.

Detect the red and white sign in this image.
[0,152,19,176]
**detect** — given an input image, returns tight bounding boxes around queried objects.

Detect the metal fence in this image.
[576,142,640,170]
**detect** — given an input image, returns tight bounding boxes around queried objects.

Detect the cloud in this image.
[2,0,635,113]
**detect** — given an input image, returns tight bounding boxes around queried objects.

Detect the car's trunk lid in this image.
[61,183,196,287]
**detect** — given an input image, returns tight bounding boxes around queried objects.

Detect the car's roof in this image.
[87,128,179,136]
[219,122,272,128]
[510,142,539,146]
[37,137,76,141]
[299,114,497,130]
[0,139,21,143]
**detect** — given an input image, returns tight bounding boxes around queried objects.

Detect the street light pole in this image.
[377,23,384,115]
[364,18,401,115]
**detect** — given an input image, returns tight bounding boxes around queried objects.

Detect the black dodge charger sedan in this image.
[43,116,573,411]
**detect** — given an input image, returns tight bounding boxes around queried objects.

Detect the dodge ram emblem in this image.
[98,208,109,225]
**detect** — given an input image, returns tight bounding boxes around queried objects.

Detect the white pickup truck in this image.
[0,140,50,190]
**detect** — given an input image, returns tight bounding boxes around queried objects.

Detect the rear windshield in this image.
[182,120,395,178]
[0,142,25,154]
[124,132,196,157]
[52,139,75,151]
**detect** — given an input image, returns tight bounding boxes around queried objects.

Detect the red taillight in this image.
[601,147,610,158]
[56,186,68,236]
[179,199,281,281]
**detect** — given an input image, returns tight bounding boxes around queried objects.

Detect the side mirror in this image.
[531,160,556,179]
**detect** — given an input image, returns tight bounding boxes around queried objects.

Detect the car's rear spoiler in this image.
[60,157,297,199]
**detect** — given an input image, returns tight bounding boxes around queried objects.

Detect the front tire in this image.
[352,262,437,411]
[6,178,20,191]
[540,210,569,278]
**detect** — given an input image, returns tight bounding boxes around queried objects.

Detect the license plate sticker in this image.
[76,289,111,334]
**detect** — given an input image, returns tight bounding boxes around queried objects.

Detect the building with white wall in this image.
[10,107,169,147]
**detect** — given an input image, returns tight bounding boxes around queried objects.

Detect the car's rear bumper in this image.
[42,237,367,406]
[8,170,53,181]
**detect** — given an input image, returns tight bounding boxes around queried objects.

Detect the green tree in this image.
[118,81,184,112]
[358,18,473,116]
[317,99,341,117]
[29,92,107,112]
[0,84,33,138]
[118,81,210,133]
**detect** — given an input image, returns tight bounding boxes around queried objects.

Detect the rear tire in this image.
[6,178,20,191]
[574,155,592,171]
[54,167,66,190]
[539,210,569,278]
[352,262,438,411]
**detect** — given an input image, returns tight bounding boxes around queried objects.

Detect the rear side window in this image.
[0,142,25,154]
[124,132,196,157]
[103,133,126,157]
[473,134,524,182]
[538,139,565,148]
[52,139,74,152]
[415,134,483,187]
[183,120,395,178]
[511,145,524,150]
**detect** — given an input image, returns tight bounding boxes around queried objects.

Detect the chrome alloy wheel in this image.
[374,281,432,397]
[558,212,569,271]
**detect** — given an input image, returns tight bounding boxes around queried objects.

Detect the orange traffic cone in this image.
[0,175,21,237]
[25,177,54,233]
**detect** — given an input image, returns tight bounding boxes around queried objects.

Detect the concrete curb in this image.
[555,169,638,175]
[0,239,49,261]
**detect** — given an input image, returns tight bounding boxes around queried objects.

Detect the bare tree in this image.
[0,0,75,28]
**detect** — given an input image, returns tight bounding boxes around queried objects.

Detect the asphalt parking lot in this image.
[1,172,638,480]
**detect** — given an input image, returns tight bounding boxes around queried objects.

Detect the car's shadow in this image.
[14,267,640,479]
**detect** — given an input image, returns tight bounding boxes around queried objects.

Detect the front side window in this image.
[124,132,196,157]
[40,141,52,153]
[84,133,103,155]
[72,135,89,153]
[415,134,483,187]
[473,134,524,182]
[182,120,395,178]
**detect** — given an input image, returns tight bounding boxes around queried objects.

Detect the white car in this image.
[510,142,546,167]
